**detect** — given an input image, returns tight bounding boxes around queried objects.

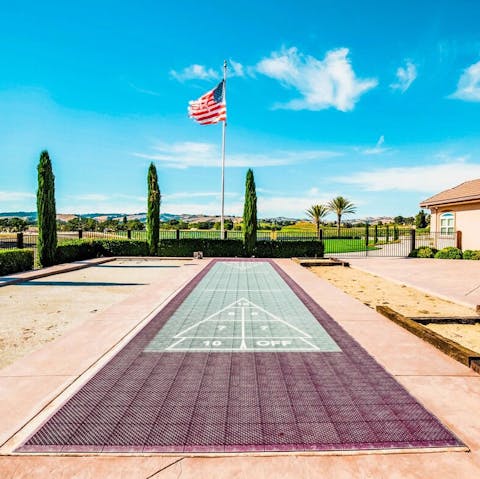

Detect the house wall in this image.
[432,202,480,250]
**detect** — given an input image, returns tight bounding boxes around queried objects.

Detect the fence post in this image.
[78,229,83,239]
[127,229,132,239]
[16,232,24,249]
[176,229,180,240]
[456,230,462,249]
[410,228,416,254]
[365,223,369,250]
[223,230,227,240]
[374,225,378,244]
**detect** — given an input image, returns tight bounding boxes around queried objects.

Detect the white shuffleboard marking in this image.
[240,306,247,350]
[166,337,186,350]
[300,337,321,351]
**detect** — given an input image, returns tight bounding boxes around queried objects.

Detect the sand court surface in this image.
[0,258,190,368]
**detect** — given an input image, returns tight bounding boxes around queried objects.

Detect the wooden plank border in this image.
[376,305,480,370]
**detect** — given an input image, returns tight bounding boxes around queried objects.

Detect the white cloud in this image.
[335,158,480,192]
[61,193,147,214]
[165,191,238,200]
[163,200,244,217]
[257,189,364,217]
[0,191,35,202]
[362,135,390,155]
[255,47,378,111]
[229,60,245,77]
[68,193,145,203]
[70,193,110,202]
[128,82,161,97]
[450,60,480,102]
[170,60,245,82]
[258,194,331,217]
[390,60,417,93]
[134,141,341,168]
[170,64,220,82]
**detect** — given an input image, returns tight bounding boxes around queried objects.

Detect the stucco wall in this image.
[432,202,480,250]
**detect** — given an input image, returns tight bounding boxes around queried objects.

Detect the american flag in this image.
[188,80,226,125]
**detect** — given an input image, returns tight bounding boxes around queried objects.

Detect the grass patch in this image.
[323,239,377,254]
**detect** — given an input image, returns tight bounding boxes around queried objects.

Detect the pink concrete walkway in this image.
[347,257,480,310]
[1,259,480,478]
[0,257,116,287]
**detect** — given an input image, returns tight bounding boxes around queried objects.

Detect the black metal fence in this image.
[0,227,458,259]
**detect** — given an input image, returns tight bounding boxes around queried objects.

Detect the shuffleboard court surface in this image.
[145,261,340,352]
[18,259,464,453]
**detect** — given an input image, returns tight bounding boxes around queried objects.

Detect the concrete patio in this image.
[0,258,479,478]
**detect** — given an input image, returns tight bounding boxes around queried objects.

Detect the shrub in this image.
[157,239,324,258]
[49,238,325,264]
[97,239,148,257]
[55,239,148,264]
[434,247,463,259]
[0,249,34,275]
[462,250,480,260]
[408,246,437,258]
[55,240,98,263]
[417,247,438,258]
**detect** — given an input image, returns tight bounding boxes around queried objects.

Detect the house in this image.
[420,178,480,250]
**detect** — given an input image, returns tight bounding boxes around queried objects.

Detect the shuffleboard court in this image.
[18,259,465,454]
[145,261,340,352]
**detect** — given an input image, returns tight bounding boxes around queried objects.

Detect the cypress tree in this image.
[37,150,58,267]
[243,168,257,256]
[147,162,161,255]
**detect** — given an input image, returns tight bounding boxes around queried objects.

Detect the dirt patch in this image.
[310,265,480,353]
[0,258,187,369]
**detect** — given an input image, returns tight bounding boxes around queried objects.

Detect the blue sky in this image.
[1,0,480,219]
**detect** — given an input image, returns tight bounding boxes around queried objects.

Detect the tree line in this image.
[306,199,429,239]
[34,151,260,265]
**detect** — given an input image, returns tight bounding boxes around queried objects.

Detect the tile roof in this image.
[420,178,480,207]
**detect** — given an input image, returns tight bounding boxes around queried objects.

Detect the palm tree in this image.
[327,196,356,237]
[306,204,328,239]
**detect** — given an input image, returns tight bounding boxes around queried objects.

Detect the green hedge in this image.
[408,246,438,258]
[97,239,148,257]
[254,240,324,258]
[55,240,98,263]
[55,239,148,264]
[0,249,34,275]
[463,250,480,260]
[434,247,463,259]
[52,238,325,264]
[158,239,245,257]
[158,239,324,258]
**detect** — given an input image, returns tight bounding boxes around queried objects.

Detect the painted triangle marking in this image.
[173,297,312,342]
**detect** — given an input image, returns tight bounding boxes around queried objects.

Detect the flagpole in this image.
[220,60,227,239]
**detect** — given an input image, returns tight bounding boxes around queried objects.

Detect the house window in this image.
[440,212,454,234]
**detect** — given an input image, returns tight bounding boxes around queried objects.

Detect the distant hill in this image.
[0,211,37,222]
[0,211,235,223]
[0,211,395,224]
